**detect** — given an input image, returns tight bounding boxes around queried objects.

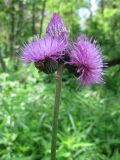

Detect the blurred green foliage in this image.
[0,60,120,160]
[0,0,120,159]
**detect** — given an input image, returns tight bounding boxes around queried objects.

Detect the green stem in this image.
[51,64,64,160]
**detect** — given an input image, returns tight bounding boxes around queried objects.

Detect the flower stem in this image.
[51,64,64,160]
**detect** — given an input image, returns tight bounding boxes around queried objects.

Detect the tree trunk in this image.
[9,0,15,59]
[32,1,36,35]
[39,0,47,36]
[107,57,120,67]
[16,0,24,37]
[100,0,104,17]
[0,53,6,71]
[14,0,24,70]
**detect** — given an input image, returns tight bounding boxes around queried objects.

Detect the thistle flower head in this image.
[46,13,68,41]
[69,35,104,85]
[20,13,105,83]
[21,35,66,63]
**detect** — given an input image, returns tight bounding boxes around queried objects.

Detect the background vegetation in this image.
[0,0,120,159]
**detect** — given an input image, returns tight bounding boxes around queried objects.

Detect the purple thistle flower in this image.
[46,13,68,41]
[21,35,66,63]
[69,35,104,85]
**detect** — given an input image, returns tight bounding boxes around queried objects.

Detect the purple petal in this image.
[68,35,104,85]
[46,13,68,41]
[21,35,66,63]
